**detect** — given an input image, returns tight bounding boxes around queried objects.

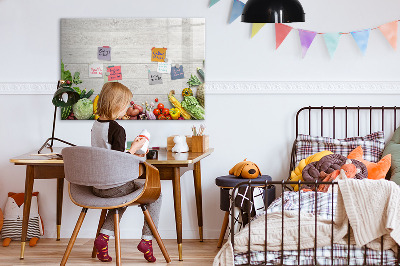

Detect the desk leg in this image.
[193,161,203,242]
[20,165,34,259]
[56,178,64,241]
[172,167,183,261]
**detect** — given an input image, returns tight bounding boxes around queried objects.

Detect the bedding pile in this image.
[213,179,400,266]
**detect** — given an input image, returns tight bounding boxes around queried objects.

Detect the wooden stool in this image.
[215,175,275,248]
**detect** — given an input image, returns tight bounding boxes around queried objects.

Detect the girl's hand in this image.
[134,149,149,158]
[129,137,147,154]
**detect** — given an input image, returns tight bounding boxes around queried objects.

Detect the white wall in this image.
[1,0,400,240]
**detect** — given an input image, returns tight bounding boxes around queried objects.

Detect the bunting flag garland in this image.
[323,33,341,58]
[275,23,293,49]
[207,3,400,58]
[351,29,370,55]
[298,29,317,58]
[378,21,398,50]
[229,0,245,24]
[251,23,266,38]
[209,0,220,7]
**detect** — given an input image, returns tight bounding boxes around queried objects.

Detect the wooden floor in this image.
[0,239,221,265]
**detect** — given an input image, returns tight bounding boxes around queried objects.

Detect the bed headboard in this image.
[289,106,400,179]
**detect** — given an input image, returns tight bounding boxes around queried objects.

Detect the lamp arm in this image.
[50,105,57,148]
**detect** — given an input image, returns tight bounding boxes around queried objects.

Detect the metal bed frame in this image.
[230,106,400,266]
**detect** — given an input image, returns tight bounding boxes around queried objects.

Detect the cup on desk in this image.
[146,150,158,160]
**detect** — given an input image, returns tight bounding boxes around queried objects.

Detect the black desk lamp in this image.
[38,80,80,154]
[241,0,305,23]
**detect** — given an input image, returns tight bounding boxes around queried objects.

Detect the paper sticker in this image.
[98,46,111,61]
[151,47,167,62]
[89,64,103,78]
[107,65,122,81]
[157,61,171,73]
[171,65,184,80]
[148,70,163,85]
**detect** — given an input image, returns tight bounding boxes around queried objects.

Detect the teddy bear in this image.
[172,135,189,153]
[1,192,44,247]
[229,159,262,179]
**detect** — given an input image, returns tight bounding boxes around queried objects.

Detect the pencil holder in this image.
[191,135,209,153]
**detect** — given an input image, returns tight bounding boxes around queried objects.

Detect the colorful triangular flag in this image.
[251,23,266,38]
[229,0,245,24]
[275,24,293,49]
[351,29,370,55]
[298,29,317,58]
[209,0,220,7]
[323,33,341,58]
[378,21,398,50]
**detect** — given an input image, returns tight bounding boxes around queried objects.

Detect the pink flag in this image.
[275,24,293,49]
[298,29,317,58]
[378,21,398,50]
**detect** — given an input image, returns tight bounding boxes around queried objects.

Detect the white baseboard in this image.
[1,81,400,94]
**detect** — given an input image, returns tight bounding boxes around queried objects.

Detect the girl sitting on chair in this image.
[91,82,162,263]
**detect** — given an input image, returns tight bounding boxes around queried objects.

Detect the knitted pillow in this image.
[382,126,400,184]
[294,131,385,167]
[302,154,368,189]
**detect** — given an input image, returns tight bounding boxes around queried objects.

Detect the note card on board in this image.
[151,47,167,62]
[89,64,103,78]
[98,46,111,61]
[157,61,171,73]
[148,70,163,85]
[107,65,122,81]
[171,65,184,80]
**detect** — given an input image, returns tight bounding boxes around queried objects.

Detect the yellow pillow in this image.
[290,150,333,191]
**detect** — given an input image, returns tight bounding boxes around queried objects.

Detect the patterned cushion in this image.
[295,131,385,166]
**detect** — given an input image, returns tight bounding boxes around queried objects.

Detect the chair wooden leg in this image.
[60,208,88,266]
[91,209,108,258]
[217,211,230,248]
[114,210,121,266]
[141,205,171,263]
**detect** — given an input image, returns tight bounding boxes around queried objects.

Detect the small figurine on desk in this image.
[172,135,189,153]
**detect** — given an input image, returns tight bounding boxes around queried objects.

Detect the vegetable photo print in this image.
[60,18,205,120]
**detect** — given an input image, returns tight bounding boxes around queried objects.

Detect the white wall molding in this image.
[1,81,400,95]
[206,81,400,94]
[0,83,56,94]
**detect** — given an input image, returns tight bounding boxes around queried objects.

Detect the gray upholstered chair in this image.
[60,146,171,265]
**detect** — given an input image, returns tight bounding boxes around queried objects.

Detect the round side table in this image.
[215,175,275,248]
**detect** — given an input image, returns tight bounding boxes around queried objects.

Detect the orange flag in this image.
[378,21,398,50]
[275,23,293,49]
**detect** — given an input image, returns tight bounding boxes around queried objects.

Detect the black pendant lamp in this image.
[242,0,305,23]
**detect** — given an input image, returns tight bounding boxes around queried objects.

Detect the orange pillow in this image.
[347,146,391,180]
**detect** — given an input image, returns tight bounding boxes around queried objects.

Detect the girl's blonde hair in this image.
[96,82,133,120]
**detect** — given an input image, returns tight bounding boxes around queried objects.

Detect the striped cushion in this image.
[295,131,385,167]
[1,217,41,240]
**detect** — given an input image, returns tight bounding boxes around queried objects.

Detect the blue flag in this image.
[323,33,341,58]
[229,0,245,23]
[351,29,371,55]
[209,0,221,7]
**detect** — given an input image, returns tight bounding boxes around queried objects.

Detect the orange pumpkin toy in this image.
[229,159,261,179]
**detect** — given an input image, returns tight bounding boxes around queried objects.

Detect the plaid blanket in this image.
[234,191,397,265]
[234,244,397,265]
